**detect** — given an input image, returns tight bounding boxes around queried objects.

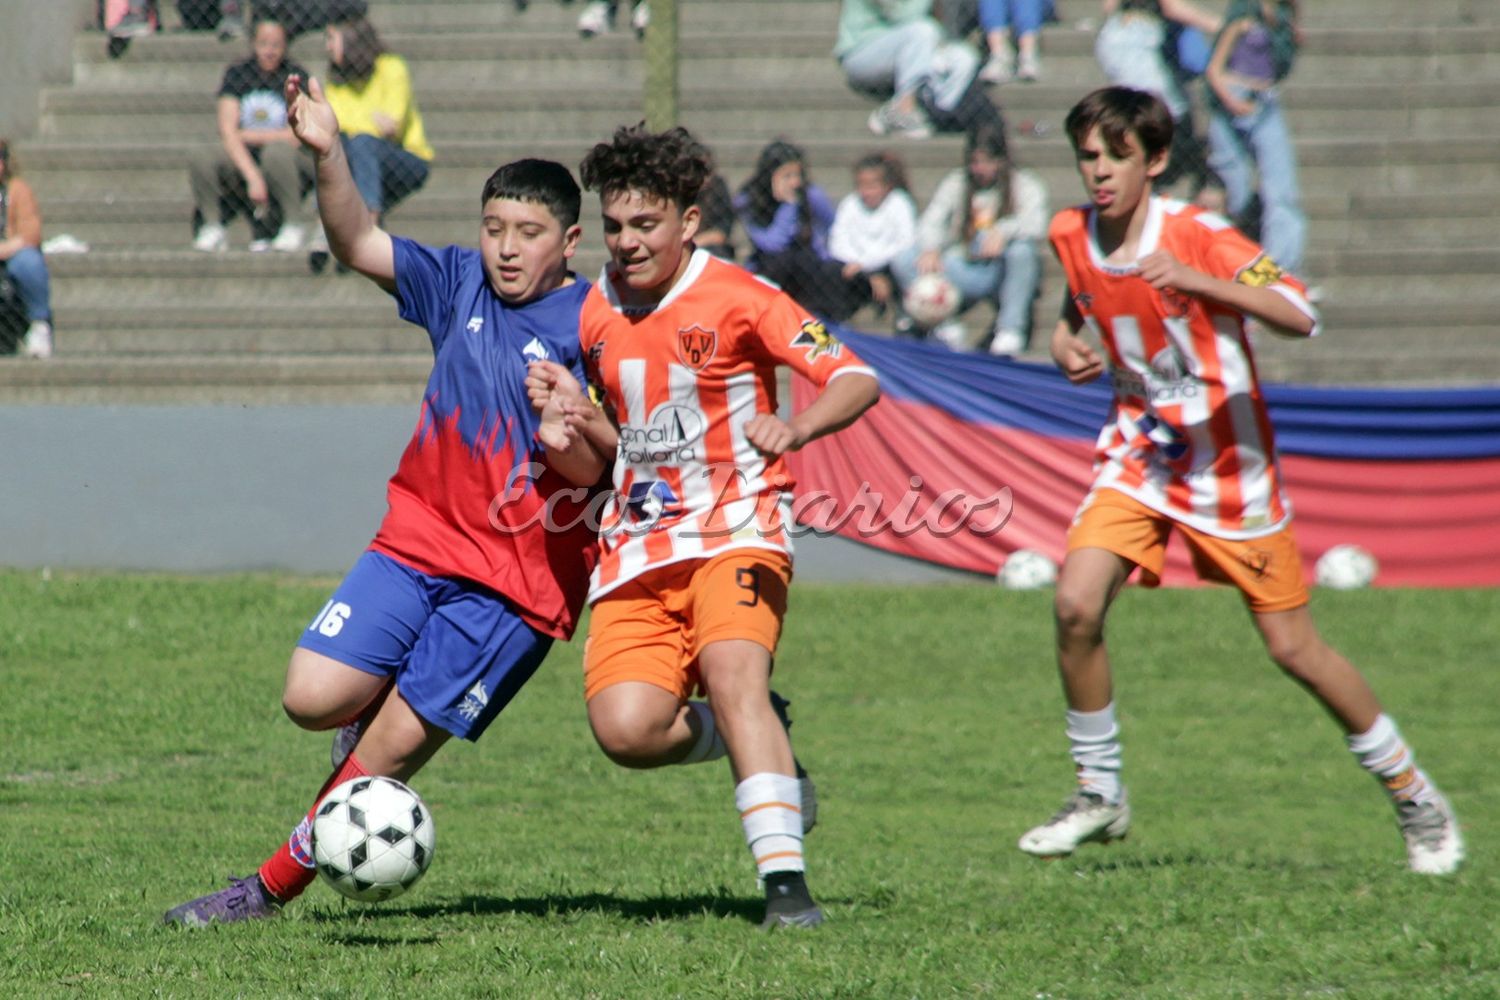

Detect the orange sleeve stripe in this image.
[740,801,800,818]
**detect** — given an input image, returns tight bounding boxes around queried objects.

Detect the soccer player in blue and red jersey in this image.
[163,74,600,926]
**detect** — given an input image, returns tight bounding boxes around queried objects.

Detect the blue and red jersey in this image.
[367,237,599,639]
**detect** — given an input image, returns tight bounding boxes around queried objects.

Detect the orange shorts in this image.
[583,549,792,702]
[1067,488,1308,613]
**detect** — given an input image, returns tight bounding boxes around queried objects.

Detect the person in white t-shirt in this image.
[828,151,918,325]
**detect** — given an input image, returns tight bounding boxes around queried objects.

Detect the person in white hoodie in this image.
[890,124,1047,354]
[828,152,918,324]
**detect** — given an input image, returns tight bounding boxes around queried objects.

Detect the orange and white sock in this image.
[735,772,804,877]
[1067,704,1123,804]
[1348,713,1438,806]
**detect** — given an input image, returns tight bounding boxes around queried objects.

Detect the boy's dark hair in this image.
[481,159,582,229]
[578,124,713,212]
[739,138,806,229]
[853,150,909,193]
[327,16,386,84]
[1064,86,1174,162]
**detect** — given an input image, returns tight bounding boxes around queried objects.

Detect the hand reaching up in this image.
[285,74,341,157]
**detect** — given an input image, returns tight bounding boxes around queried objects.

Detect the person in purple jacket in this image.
[733,140,871,323]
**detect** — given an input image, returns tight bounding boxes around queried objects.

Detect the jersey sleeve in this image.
[1198,211,1320,333]
[392,237,464,352]
[748,288,875,388]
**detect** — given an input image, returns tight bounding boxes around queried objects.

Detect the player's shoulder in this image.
[1049,204,1091,241]
[1160,198,1236,238]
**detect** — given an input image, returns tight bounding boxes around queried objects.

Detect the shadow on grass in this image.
[311,891,770,927]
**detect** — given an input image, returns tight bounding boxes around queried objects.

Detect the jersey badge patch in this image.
[676,324,718,372]
[1237,254,1283,288]
[790,319,842,362]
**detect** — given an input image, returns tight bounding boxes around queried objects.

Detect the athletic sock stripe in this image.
[741,800,800,818]
[754,849,803,865]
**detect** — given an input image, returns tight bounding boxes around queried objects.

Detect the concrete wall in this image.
[0,404,980,584]
[0,0,94,137]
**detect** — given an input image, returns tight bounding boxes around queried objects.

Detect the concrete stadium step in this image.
[369,0,841,35]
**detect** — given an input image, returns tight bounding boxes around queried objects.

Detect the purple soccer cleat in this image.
[162,875,280,928]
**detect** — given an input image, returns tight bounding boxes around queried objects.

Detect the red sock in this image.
[258,752,370,902]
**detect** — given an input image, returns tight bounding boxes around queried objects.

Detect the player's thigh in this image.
[285,550,433,724]
[1060,489,1166,620]
[1180,521,1309,615]
[688,549,791,661]
[397,583,554,743]
[583,574,696,704]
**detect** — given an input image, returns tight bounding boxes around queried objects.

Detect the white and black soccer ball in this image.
[903,272,961,328]
[312,776,435,902]
[1315,544,1378,590]
[997,549,1058,590]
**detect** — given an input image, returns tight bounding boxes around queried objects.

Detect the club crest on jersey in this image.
[625,480,681,527]
[1237,254,1283,288]
[791,319,842,361]
[676,324,717,372]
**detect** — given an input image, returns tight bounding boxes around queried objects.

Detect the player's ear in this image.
[679,203,701,245]
[562,223,582,259]
[1145,145,1170,180]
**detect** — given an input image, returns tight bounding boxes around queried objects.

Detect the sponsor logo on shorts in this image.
[1240,547,1272,580]
[457,681,490,722]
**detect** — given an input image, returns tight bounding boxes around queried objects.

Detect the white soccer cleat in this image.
[1399,794,1464,875]
[1018,789,1130,857]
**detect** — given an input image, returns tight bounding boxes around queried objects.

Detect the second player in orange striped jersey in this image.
[579,247,875,598]
[1051,193,1318,538]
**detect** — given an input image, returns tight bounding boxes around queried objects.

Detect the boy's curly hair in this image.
[579,124,713,211]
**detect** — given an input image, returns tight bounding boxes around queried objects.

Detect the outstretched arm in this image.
[743,371,880,458]
[285,74,396,291]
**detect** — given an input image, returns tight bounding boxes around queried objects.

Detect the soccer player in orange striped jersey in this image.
[1018,87,1462,874]
[526,124,879,928]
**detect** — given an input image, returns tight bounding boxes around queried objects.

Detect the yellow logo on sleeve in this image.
[790,319,843,362]
[1237,254,1284,288]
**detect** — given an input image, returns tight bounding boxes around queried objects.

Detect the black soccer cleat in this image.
[760,871,824,930]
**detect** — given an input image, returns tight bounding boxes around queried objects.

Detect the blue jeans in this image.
[1,247,51,322]
[341,133,430,214]
[979,0,1053,36]
[893,237,1041,336]
[1207,89,1305,275]
[839,19,977,111]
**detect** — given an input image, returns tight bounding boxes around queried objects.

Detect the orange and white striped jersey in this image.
[1050,196,1320,538]
[580,249,875,600]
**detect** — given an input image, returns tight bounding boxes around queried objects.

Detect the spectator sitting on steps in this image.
[0,139,55,360]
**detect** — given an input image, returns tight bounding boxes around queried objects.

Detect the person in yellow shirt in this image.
[318,17,432,225]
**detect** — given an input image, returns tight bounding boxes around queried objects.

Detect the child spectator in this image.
[828,152,918,320]
[891,124,1046,354]
[1205,0,1304,275]
[735,140,871,323]
[189,18,315,253]
[0,139,54,359]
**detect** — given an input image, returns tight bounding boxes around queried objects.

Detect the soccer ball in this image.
[312,776,435,902]
[997,549,1058,590]
[1314,544,1378,590]
[903,272,961,328]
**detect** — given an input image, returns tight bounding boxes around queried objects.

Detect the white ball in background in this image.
[996,549,1058,590]
[902,272,962,328]
[1314,544,1379,590]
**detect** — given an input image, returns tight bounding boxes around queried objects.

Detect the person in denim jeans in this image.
[307,16,431,270]
[976,0,1055,84]
[835,0,980,139]
[890,124,1047,354]
[1205,0,1304,275]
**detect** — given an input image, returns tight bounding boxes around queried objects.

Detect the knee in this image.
[7,246,46,275]
[1053,587,1106,647]
[1264,630,1318,676]
[588,713,663,769]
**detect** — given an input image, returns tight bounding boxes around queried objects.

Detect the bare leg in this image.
[1252,605,1381,734]
[1052,547,1132,711]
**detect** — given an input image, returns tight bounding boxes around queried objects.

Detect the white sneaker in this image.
[867,98,932,139]
[929,319,968,349]
[1018,789,1131,857]
[193,223,227,253]
[577,0,610,36]
[1017,50,1041,82]
[630,1,649,38]
[247,238,272,252]
[989,327,1025,356]
[22,320,53,360]
[270,223,306,253]
[978,50,1014,85]
[1399,794,1464,875]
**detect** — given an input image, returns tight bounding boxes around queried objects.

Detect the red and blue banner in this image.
[788,330,1500,587]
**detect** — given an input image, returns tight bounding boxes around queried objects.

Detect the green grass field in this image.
[2,570,1496,998]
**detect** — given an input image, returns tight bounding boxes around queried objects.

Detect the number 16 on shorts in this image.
[310,600,353,638]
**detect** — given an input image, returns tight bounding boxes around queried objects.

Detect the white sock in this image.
[1067,704,1123,805]
[1347,713,1437,806]
[735,772,805,877]
[678,701,726,765]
